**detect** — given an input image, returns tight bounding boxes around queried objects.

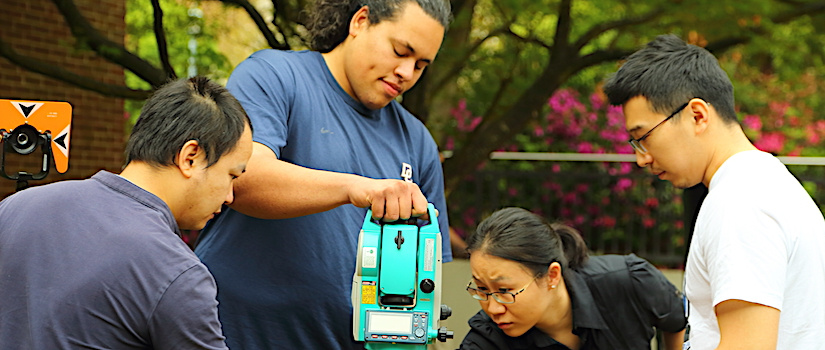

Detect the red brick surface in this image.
[0,0,125,198]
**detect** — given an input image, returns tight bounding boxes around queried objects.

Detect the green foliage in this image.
[124,0,233,132]
[441,1,825,264]
[431,1,825,214]
[727,12,825,158]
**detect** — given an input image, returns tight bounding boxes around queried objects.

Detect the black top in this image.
[460,254,686,350]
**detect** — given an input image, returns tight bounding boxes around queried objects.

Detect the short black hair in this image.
[603,34,738,124]
[124,76,252,168]
[306,0,452,53]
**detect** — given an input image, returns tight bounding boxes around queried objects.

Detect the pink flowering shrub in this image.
[446,88,687,266]
[446,73,825,266]
[741,101,825,157]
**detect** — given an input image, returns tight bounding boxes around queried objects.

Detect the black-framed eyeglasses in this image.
[465,278,536,304]
[628,102,690,154]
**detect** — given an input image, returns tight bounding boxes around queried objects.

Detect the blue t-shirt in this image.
[0,171,227,349]
[195,50,451,349]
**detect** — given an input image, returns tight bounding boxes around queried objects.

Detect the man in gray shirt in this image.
[0,76,253,349]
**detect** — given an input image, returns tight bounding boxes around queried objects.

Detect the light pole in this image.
[186,7,203,78]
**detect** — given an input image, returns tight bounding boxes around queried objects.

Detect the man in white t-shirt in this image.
[602,34,825,350]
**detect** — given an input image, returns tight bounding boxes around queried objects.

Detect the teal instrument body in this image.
[351,203,453,349]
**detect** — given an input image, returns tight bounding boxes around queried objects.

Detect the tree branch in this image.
[151,0,177,79]
[51,0,169,87]
[574,48,635,70]
[451,0,470,14]
[705,1,825,55]
[272,0,308,49]
[503,28,552,50]
[447,62,566,191]
[271,0,294,47]
[775,0,807,5]
[219,0,288,50]
[551,0,573,54]
[704,36,750,54]
[0,37,152,100]
[573,7,664,51]
[772,0,825,23]
[478,70,516,127]
[432,27,508,89]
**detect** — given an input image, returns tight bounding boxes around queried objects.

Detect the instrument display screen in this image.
[367,312,412,334]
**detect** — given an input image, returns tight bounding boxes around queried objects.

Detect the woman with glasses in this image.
[460,207,686,349]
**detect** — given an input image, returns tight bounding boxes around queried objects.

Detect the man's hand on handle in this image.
[347,177,432,222]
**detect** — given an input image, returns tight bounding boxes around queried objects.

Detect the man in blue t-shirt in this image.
[194,0,453,349]
[0,77,253,349]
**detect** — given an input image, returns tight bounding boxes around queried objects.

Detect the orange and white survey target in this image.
[0,99,72,173]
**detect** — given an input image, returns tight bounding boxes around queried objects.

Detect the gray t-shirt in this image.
[0,171,227,349]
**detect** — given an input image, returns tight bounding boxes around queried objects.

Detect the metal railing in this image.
[447,152,825,268]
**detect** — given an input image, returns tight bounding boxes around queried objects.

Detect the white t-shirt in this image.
[685,150,825,350]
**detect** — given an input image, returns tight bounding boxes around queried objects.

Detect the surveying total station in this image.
[0,99,72,191]
[352,203,454,349]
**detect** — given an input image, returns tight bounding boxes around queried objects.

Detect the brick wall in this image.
[0,0,125,198]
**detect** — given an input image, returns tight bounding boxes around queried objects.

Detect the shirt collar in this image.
[516,271,609,349]
[91,170,180,237]
[565,269,610,332]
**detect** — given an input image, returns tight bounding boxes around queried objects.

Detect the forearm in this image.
[662,329,685,350]
[230,153,358,219]
[229,143,428,220]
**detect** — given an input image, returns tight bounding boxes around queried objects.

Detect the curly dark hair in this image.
[305,0,452,53]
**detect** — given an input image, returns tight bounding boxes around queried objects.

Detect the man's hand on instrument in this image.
[348,178,431,222]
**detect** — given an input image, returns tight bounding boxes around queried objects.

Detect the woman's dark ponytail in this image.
[550,223,589,270]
